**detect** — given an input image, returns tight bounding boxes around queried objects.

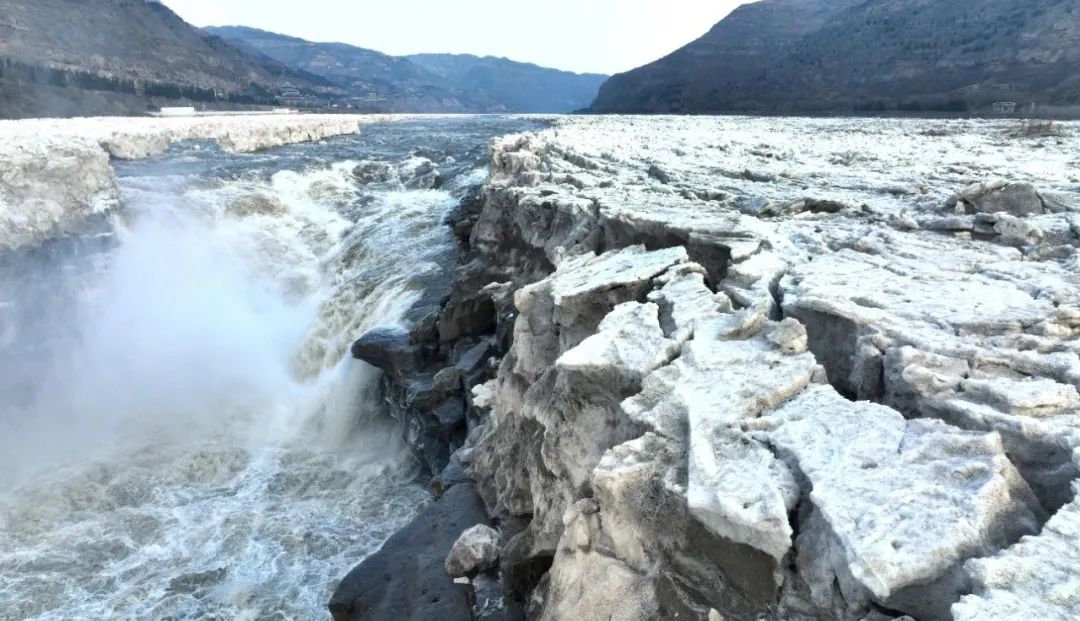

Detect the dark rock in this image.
[445,185,487,249]
[802,198,847,214]
[435,365,465,389]
[413,147,449,162]
[404,161,445,190]
[328,483,488,621]
[924,216,975,232]
[494,305,517,355]
[398,372,469,475]
[499,530,555,602]
[404,303,443,345]
[953,181,1045,216]
[497,515,531,545]
[351,326,424,381]
[431,460,472,498]
[452,216,481,247]
[456,340,495,395]
[353,162,394,184]
[439,293,497,343]
[648,164,673,184]
[433,397,467,429]
[408,171,446,190]
[405,372,461,411]
[472,573,526,621]
[455,340,493,373]
[742,169,776,183]
[737,196,781,217]
[404,407,455,475]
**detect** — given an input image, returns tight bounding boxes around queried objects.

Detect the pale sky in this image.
[162,0,748,75]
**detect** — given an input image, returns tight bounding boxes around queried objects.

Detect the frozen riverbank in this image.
[0,114,407,251]
[336,115,1080,621]
[5,112,1078,620]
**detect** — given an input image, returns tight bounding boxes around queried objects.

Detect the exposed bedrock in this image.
[338,116,1080,620]
[328,482,488,621]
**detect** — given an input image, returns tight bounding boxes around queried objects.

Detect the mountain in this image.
[204,26,499,113]
[406,54,607,113]
[207,26,607,113]
[0,0,337,118]
[589,0,1080,114]
[590,0,859,113]
[0,3,607,119]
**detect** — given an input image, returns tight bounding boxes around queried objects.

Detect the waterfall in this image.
[0,118,536,619]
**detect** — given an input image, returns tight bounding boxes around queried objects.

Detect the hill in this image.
[204,26,499,113]
[406,53,607,113]
[589,0,1080,114]
[208,27,608,113]
[0,0,336,118]
[0,4,607,118]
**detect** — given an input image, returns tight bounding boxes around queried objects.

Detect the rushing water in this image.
[0,117,539,620]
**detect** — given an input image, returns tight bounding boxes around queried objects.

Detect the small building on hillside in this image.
[278,85,305,106]
[992,101,1018,114]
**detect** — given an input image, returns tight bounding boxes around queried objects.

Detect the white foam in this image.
[0,114,420,251]
[0,138,462,618]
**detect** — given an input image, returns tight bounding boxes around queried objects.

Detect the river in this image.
[0,117,539,620]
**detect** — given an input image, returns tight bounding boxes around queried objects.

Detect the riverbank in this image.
[337,115,1080,620]
[0,114,413,251]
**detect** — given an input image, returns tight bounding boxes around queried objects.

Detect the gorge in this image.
[332,115,1080,621]
[1,113,1079,621]
[0,114,539,618]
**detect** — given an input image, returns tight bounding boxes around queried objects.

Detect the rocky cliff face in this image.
[589,0,1080,114]
[336,115,1080,620]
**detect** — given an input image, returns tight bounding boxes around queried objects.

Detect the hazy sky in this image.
[162,0,747,75]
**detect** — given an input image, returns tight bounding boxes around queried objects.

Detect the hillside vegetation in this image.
[590,0,1080,114]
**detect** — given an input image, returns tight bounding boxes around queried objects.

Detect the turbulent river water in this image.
[0,117,539,620]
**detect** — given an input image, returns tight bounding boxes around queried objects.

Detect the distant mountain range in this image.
[206,26,607,114]
[589,0,1080,114]
[405,53,608,114]
[0,1,606,118]
[8,0,1071,120]
[202,26,495,113]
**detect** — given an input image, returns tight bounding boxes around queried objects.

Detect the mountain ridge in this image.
[203,25,490,113]
[206,26,607,114]
[0,3,608,118]
[406,52,606,113]
[0,0,338,117]
[589,0,1080,114]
